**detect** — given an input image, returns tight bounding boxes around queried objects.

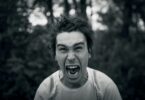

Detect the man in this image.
[34,16,122,100]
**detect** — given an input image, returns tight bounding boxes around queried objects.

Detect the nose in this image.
[67,52,75,62]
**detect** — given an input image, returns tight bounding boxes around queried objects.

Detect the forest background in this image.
[0,0,145,100]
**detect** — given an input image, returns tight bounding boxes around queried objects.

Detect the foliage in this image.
[94,0,145,99]
[91,30,145,100]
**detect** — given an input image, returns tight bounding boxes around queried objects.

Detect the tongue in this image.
[70,69,77,74]
[67,69,79,79]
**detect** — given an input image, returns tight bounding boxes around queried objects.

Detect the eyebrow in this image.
[56,42,85,48]
[74,42,85,47]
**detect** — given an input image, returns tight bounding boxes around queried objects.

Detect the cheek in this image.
[78,52,89,65]
[55,53,66,68]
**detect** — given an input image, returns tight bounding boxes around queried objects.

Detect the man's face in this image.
[55,31,91,88]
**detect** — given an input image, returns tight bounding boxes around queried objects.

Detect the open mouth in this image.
[65,65,80,79]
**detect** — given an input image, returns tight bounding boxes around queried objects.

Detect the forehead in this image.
[56,31,87,46]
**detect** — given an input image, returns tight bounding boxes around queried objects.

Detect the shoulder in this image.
[40,70,59,88]
[34,71,59,100]
[87,67,114,86]
[42,70,59,86]
[87,67,122,100]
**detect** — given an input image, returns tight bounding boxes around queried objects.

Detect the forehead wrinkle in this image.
[57,41,85,48]
[56,31,86,48]
[56,44,66,48]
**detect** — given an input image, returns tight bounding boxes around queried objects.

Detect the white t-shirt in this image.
[34,67,122,100]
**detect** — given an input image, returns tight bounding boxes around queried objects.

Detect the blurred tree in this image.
[33,0,54,22]
[0,0,32,100]
[94,0,145,100]
[72,0,87,19]
[0,0,17,66]
[0,0,17,33]
[64,0,70,16]
[47,0,53,22]
[113,0,145,38]
[73,0,79,15]
[80,0,87,19]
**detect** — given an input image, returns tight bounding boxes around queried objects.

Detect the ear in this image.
[89,53,91,59]
[88,48,91,59]
[55,55,57,61]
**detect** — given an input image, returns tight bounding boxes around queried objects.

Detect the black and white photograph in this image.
[0,0,145,100]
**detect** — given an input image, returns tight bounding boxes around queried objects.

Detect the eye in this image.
[58,47,67,53]
[75,46,83,52]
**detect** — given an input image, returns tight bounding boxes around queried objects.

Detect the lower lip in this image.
[68,71,79,79]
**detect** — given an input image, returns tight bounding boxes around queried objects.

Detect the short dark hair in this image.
[51,16,94,56]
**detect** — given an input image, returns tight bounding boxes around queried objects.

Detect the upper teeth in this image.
[67,65,78,69]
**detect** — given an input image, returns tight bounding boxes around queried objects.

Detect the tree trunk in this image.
[138,5,145,23]
[80,0,87,19]
[73,0,79,15]
[121,1,132,38]
[64,0,70,16]
[46,0,53,23]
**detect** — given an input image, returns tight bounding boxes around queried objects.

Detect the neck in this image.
[60,71,88,89]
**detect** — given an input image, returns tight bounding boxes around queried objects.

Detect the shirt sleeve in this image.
[103,82,122,100]
[90,68,122,100]
[34,83,47,100]
[34,77,56,100]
